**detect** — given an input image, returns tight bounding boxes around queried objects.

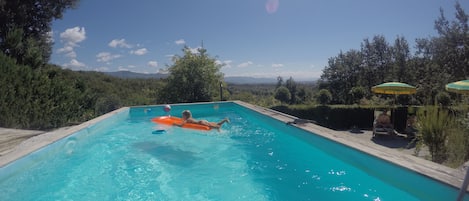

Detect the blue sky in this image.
[50,0,468,81]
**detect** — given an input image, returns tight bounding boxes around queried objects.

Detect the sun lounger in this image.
[372,109,396,138]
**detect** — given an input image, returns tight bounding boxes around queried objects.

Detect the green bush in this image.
[271,105,375,130]
[445,125,469,167]
[316,89,332,105]
[416,106,451,163]
[274,86,291,104]
[435,91,451,106]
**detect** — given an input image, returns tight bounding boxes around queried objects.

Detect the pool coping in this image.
[234,101,467,191]
[0,107,129,168]
[0,101,467,192]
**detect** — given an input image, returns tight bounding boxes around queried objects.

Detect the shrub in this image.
[435,91,451,106]
[416,106,451,163]
[445,124,469,167]
[349,86,366,104]
[317,89,332,105]
[274,86,291,104]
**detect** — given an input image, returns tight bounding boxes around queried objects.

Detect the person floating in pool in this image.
[174,110,229,131]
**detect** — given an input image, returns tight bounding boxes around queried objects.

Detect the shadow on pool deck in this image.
[341,128,428,157]
[371,134,416,149]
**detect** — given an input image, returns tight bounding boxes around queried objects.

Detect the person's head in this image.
[182,110,192,119]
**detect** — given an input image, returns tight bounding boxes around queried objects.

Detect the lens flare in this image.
[265,0,279,14]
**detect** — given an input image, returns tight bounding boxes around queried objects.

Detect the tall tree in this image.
[391,36,411,82]
[433,2,469,80]
[320,50,363,104]
[285,76,297,104]
[276,76,283,89]
[162,46,224,103]
[0,0,78,67]
[361,35,393,84]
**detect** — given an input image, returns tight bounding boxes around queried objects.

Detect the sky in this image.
[50,0,469,81]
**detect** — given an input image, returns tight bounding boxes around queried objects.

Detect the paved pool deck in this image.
[0,101,467,192]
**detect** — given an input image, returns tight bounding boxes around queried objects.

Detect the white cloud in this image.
[96,52,122,63]
[216,60,232,68]
[189,47,200,54]
[46,31,54,43]
[65,51,77,58]
[158,68,169,74]
[94,66,110,72]
[57,27,86,59]
[148,61,158,67]
[60,27,86,46]
[175,39,186,45]
[57,46,73,53]
[238,61,253,68]
[63,59,86,69]
[130,48,148,55]
[109,39,132,48]
[118,66,128,71]
[272,63,284,68]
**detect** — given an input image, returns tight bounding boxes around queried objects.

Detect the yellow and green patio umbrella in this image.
[445,80,469,95]
[371,82,417,129]
[371,82,417,95]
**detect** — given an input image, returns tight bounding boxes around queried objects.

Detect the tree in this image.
[285,76,297,104]
[274,86,291,104]
[433,2,469,80]
[162,46,224,103]
[0,0,79,66]
[391,36,411,82]
[320,50,363,104]
[276,76,283,88]
[349,86,366,104]
[296,86,313,104]
[317,89,332,105]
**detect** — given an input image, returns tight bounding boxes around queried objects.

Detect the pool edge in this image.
[233,100,467,191]
[0,107,130,168]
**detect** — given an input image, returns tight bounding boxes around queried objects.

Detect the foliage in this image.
[349,86,366,104]
[285,77,298,104]
[0,0,79,66]
[316,89,332,105]
[227,83,280,107]
[445,122,469,167]
[0,51,165,129]
[416,106,452,163]
[296,86,314,104]
[0,53,84,129]
[435,91,451,106]
[274,86,291,104]
[271,104,375,130]
[162,47,224,103]
[415,106,469,166]
[319,3,469,105]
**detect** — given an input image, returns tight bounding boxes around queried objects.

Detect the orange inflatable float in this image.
[151,116,211,131]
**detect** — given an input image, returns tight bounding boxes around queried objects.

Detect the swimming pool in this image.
[0,101,467,200]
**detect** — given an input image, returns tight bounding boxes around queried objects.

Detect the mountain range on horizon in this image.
[102,71,316,84]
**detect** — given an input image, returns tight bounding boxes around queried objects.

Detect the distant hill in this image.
[103,71,168,79]
[224,76,277,84]
[102,71,315,84]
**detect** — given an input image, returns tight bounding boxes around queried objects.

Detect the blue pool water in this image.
[0,102,467,200]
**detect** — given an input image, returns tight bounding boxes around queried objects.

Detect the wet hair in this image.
[182,110,192,118]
